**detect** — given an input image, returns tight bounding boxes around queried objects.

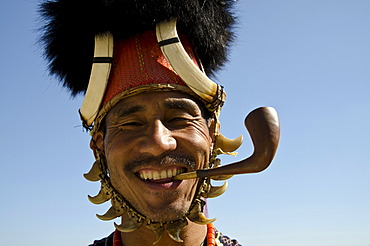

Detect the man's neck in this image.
[120,221,207,246]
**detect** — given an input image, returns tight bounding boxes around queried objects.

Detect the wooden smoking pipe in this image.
[174,107,280,180]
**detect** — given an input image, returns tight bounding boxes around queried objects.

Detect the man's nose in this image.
[139,120,177,156]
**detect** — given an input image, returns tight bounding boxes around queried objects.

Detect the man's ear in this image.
[208,118,218,144]
[90,132,104,159]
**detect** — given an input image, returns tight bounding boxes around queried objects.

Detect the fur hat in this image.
[39,0,236,96]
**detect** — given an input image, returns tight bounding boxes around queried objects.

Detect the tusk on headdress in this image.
[156,19,225,107]
[215,134,243,153]
[174,107,280,180]
[79,33,114,128]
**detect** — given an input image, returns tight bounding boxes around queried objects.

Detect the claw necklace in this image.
[84,151,224,244]
[112,223,216,246]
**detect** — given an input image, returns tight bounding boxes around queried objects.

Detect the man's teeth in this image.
[139,168,184,180]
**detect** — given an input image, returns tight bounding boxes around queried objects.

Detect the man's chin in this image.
[144,206,189,222]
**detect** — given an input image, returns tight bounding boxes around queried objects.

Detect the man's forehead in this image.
[107,91,203,116]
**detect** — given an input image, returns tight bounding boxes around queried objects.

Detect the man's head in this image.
[39,0,238,242]
[75,21,228,241]
[91,91,215,222]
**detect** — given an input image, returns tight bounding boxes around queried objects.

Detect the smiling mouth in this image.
[136,167,186,181]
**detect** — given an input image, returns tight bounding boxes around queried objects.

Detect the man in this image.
[89,90,231,245]
[39,0,279,245]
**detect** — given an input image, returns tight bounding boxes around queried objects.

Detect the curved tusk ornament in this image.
[88,183,113,204]
[174,107,280,180]
[215,134,243,153]
[114,219,144,233]
[167,219,188,243]
[83,160,103,182]
[156,19,225,108]
[147,222,164,244]
[203,181,228,198]
[79,32,114,128]
[96,206,125,221]
[187,201,216,225]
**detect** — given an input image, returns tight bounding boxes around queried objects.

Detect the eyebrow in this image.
[111,98,200,118]
[113,105,145,118]
[164,99,199,113]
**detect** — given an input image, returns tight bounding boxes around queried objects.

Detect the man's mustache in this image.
[124,154,196,173]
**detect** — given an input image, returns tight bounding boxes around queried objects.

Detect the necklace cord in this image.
[113,223,216,246]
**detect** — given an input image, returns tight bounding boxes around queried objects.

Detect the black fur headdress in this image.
[39,0,236,96]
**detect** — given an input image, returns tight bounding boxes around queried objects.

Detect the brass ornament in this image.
[110,196,127,217]
[146,222,164,245]
[172,171,197,180]
[114,217,144,232]
[187,199,216,225]
[202,181,228,199]
[96,203,125,221]
[214,134,243,153]
[88,181,113,204]
[167,219,188,243]
[83,159,103,182]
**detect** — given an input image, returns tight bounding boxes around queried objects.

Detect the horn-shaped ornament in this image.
[96,205,125,221]
[167,219,188,243]
[79,32,114,128]
[88,182,113,204]
[156,19,225,109]
[202,181,228,199]
[215,134,243,153]
[147,222,165,245]
[174,107,280,180]
[114,218,144,233]
[83,159,103,182]
[187,200,216,225]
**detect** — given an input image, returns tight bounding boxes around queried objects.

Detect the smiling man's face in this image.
[95,91,214,222]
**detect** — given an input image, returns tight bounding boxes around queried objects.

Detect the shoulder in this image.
[216,230,242,246]
[88,232,114,246]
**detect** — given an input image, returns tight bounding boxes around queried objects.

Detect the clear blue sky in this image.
[1,1,369,245]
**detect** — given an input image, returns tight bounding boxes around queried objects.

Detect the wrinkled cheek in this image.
[104,131,124,156]
[192,145,211,170]
[189,130,213,168]
[183,179,201,203]
[108,166,134,198]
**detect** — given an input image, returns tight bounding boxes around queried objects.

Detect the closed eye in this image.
[169,117,189,122]
[122,122,142,126]
[166,116,195,129]
[112,121,144,131]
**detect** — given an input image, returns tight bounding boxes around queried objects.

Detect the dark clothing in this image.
[90,232,113,246]
[90,229,241,246]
